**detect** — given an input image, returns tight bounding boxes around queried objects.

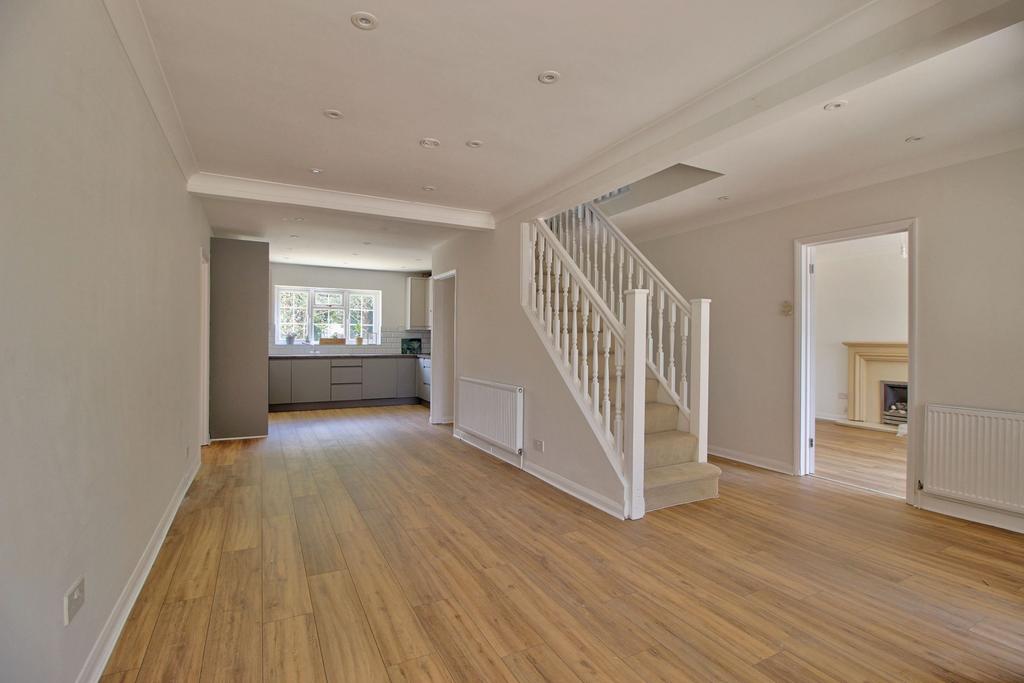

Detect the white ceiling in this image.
[203,198,459,270]
[614,22,1024,239]
[138,0,871,213]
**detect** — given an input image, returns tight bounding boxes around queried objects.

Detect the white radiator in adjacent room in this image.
[456,377,524,455]
[923,404,1024,514]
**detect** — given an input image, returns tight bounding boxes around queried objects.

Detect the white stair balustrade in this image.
[521,220,647,519]
[547,202,711,462]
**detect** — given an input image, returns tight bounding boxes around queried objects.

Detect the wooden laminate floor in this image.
[813,419,907,497]
[103,405,1024,682]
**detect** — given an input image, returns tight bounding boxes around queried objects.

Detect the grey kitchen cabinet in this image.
[291,358,331,403]
[331,384,362,401]
[361,358,398,399]
[405,276,432,329]
[396,357,417,398]
[331,366,361,384]
[268,359,292,404]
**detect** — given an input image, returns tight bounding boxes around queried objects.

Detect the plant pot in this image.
[356,337,364,345]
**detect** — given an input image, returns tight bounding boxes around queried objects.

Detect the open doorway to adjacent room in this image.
[797,222,913,498]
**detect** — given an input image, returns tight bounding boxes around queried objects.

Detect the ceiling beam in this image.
[187,173,495,231]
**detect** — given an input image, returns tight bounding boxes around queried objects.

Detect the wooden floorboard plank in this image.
[308,570,391,683]
[263,613,328,683]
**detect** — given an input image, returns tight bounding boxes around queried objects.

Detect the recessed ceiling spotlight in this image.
[465,139,484,148]
[717,195,730,201]
[422,184,437,191]
[538,70,560,84]
[323,109,343,120]
[289,234,300,238]
[905,135,924,143]
[823,100,848,111]
[350,11,378,30]
[362,241,372,245]
[415,258,423,262]
[309,167,323,174]
[419,137,441,149]
[352,252,359,256]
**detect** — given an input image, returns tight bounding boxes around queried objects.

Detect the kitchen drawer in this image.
[331,366,362,384]
[331,358,362,367]
[331,384,362,401]
[421,366,431,385]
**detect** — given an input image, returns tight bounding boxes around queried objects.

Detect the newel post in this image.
[623,289,648,520]
[689,298,711,462]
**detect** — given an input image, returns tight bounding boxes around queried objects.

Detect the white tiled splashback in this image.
[269,327,431,356]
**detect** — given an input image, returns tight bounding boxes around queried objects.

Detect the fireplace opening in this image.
[881,381,908,425]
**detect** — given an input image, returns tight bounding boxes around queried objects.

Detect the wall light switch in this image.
[533,439,545,453]
[64,576,85,626]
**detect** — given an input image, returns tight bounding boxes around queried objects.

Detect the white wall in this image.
[0,0,211,680]
[433,222,625,509]
[639,148,1024,478]
[813,233,909,420]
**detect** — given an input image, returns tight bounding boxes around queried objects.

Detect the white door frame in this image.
[793,218,919,502]
[199,247,211,446]
[430,269,456,425]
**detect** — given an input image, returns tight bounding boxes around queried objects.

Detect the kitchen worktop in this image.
[270,353,430,359]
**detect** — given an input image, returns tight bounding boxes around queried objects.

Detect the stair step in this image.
[645,430,698,469]
[644,462,721,511]
[645,402,678,433]
[645,377,658,402]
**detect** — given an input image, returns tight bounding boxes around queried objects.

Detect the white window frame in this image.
[274,286,382,345]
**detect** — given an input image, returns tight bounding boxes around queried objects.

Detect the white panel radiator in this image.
[923,404,1024,514]
[457,377,524,454]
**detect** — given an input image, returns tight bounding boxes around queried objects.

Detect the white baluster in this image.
[580,299,590,395]
[544,241,553,336]
[571,282,580,378]
[553,258,562,345]
[535,230,543,313]
[562,267,571,364]
[591,314,601,415]
[602,328,611,434]
[527,223,538,313]
[617,244,625,322]
[646,277,655,363]
[656,287,665,376]
[668,302,677,397]
[614,341,624,454]
[600,222,608,305]
[681,314,690,408]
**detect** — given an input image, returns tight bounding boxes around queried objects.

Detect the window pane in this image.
[315,291,343,306]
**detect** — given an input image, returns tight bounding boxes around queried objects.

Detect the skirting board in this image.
[710,444,795,475]
[918,493,1024,534]
[453,427,522,468]
[75,453,201,683]
[453,427,625,519]
[523,461,625,520]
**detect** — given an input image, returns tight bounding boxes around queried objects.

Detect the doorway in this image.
[430,270,456,425]
[795,219,917,500]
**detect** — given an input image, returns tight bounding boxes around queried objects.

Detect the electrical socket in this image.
[533,439,545,453]
[64,576,85,626]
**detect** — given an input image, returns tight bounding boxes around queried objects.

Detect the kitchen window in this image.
[274,286,381,344]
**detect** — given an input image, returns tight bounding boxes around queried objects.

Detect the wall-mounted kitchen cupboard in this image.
[210,238,269,439]
[405,276,432,330]
[269,356,422,410]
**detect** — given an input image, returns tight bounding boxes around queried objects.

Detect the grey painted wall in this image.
[210,238,269,438]
[0,0,211,679]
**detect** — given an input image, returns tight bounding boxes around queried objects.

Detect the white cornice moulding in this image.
[102,0,198,179]
[187,173,495,231]
[494,0,1024,224]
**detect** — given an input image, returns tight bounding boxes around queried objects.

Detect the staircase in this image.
[521,201,719,519]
